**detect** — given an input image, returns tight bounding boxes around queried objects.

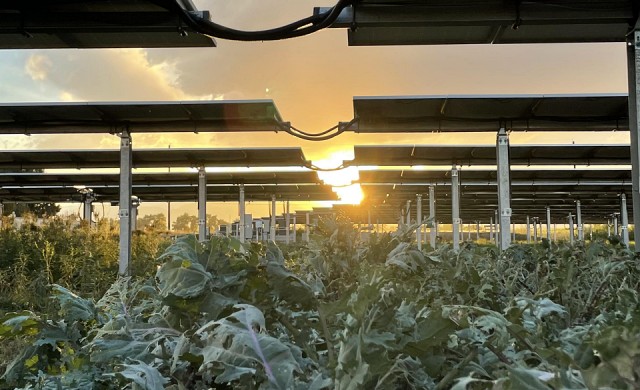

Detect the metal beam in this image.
[452,166,460,250]
[496,128,512,250]
[198,166,207,242]
[118,130,132,276]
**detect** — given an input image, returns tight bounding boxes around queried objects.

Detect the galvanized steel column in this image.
[285,200,290,244]
[405,200,411,225]
[490,216,494,242]
[494,210,499,246]
[546,207,552,242]
[416,193,422,250]
[239,184,246,242]
[305,212,310,242]
[293,213,297,243]
[627,25,640,252]
[83,191,95,226]
[614,214,619,236]
[621,193,630,247]
[451,166,460,251]
[569,213,574,245]
[118,130,132,276]
[533,218,538,242]
[131,196,140,232]
[526,215,531,243]
[429,185,436,248]
[270,195,276,241]
[576,200,583,241]
[198,166,207,242]
[476,221,480,241]
[496,128,512,250]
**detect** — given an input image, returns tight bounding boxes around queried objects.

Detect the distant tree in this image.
[207,214,229,232]
[138,213,167,231]
[173,213,198,232]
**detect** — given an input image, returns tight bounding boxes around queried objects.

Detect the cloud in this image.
[25,54,53,81]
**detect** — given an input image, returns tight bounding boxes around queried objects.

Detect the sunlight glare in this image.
[313,151,363,205]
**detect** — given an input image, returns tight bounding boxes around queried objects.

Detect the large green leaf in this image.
[197,304,300,389]
[0,311,40,338]
[50,284,96,322]
[109,360,169,390]
[157,258,212,299]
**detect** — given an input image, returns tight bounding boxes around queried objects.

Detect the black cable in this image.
[165,0,356,41]
[276,117,358,141]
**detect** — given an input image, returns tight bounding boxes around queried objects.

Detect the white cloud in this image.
[25,54,52,81]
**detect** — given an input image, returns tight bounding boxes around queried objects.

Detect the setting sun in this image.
[313,151,364,205]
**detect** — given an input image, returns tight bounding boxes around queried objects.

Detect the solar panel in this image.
[351,144,630,166]
[0,147,308,169]
[0,101,283,134]
[350,95,629,133]
[319,1,636,46]
[0,0,215,49]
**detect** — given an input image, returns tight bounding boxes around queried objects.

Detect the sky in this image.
[0,0,632,223]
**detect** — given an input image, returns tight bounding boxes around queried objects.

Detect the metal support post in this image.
[526,216,531,243]
[416,194,422,250]
[607,219,611,237]
[512,222,516,242]
[198,166,207,242]
[569,213,575,245]
[576,200,583,241]
[293,214,297,243]
[285,201,290,244]
[239,185,246,242]
[494,210,499,246]
[305,212,310,242]
[131,196,140,232]
[614,215,619,236]
[546,207,551,242]
[496,128,512,250]
[83,191,95,226]
[270,195,277,241]
[490,216,494,242]
[622,193,630,247]
[429,185,436,248]
[627,25,640,252]
[533,218,538,242]
[476,221,480,241]
[405,200,411,225]
[451,166,460,251]
[118,130,132,276]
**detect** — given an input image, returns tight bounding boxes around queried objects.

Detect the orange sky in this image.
[0,0,632,222]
